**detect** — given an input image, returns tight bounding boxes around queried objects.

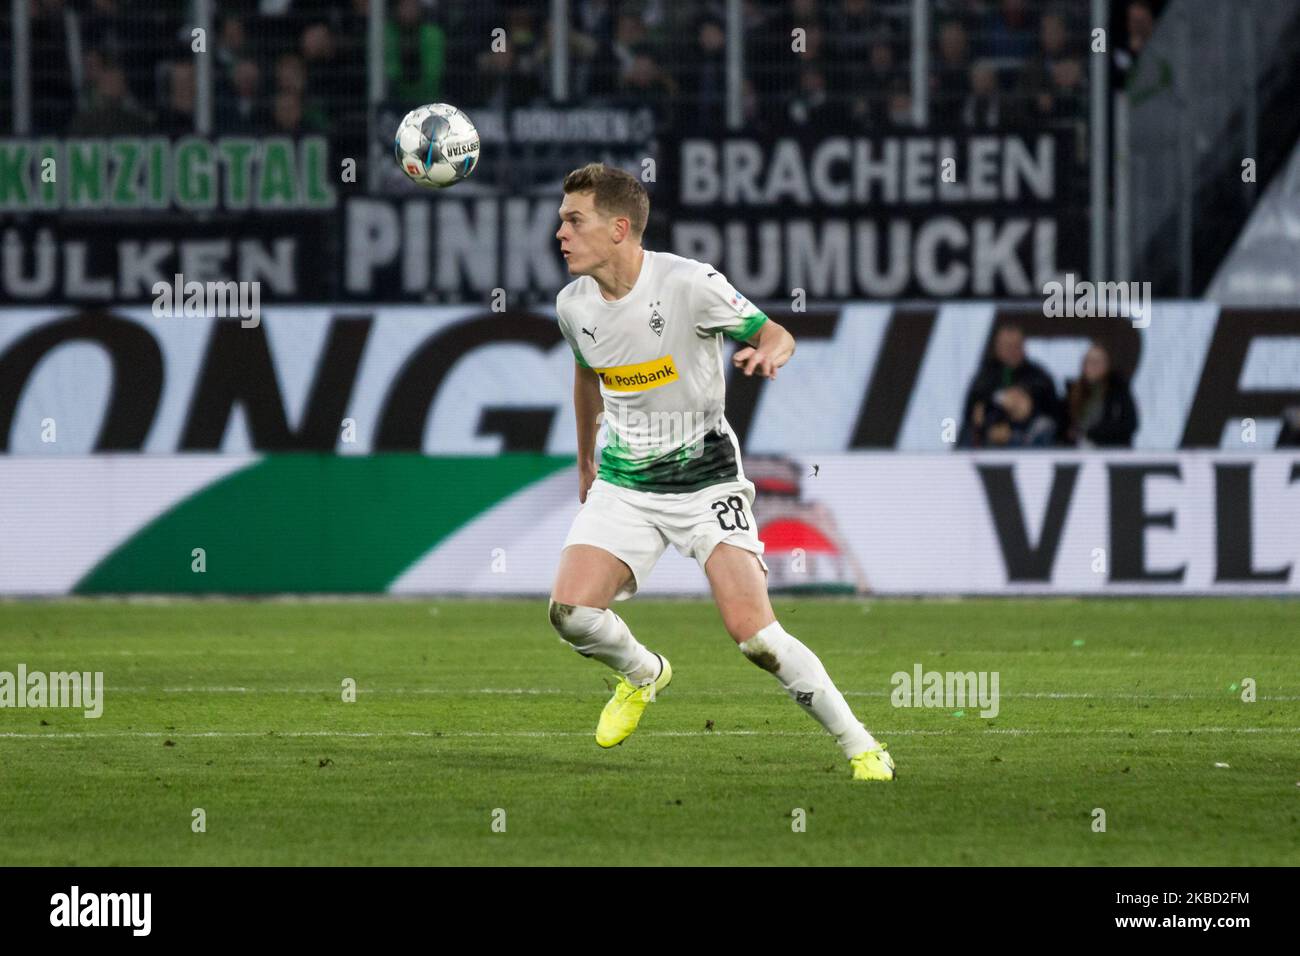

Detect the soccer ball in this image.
[394,103,480,188]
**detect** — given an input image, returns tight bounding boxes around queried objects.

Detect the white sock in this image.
[739,620,878,758]
[549,602,661,686]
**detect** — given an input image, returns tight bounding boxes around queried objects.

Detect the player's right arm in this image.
[574,362,602,502]
[556,296,602,501]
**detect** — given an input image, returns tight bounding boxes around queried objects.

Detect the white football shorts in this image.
[562,477,768,601]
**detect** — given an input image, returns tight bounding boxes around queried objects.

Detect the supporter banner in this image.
[1,452,1295,595]
[0,114,658,303]
[1,304,1297,455]
[2,126,1088,303]
[0,135,340,305]
[0,136,338,213]
[0,216,334,304]
[659,130,1085,299]
[340,195,567,302]
[374,104,658,198]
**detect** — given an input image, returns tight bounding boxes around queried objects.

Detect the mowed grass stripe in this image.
[0,598,1296,865]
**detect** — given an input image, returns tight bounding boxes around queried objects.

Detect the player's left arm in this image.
[732,319,795,380]
[692,262,795,380]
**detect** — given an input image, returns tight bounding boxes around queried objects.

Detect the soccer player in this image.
[547,163,894,782]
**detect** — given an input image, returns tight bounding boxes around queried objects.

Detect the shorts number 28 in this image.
[711,495,751,532]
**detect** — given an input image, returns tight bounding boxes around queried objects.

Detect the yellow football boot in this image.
[849,744,896,781]
[595,654,672,748]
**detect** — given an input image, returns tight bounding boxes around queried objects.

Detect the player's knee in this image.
[722,608,771,644]
[547,600,605,644]
[722,614,755,644]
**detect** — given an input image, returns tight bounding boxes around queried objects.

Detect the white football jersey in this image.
[556,250,769,493]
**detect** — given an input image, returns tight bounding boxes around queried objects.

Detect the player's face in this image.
[556,191,614,276]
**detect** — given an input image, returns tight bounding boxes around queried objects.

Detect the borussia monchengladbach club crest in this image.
[649,301,666,336]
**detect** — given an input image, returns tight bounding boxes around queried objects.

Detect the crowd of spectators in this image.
[751,0,1093,134]
[25,0,371,150]
[442,0,1099,135]
[17,0,1113,144]
[958,323,1139,449]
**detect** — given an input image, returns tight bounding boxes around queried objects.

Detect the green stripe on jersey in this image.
[724,311,769,343]
[598,428,739,493]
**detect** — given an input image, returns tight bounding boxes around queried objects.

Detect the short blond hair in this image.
[562,162,649,240]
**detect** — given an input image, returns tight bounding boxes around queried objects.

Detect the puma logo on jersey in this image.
[581,326,597,342]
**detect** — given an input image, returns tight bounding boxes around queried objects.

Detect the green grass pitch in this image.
[0,598,1296,866]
